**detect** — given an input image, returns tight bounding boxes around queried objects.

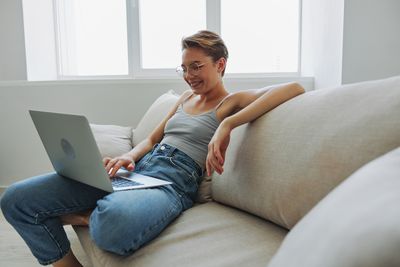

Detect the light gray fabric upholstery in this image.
[74,202,287,267]
[212,76,400,229]
[267,146,400,267]
[90,124,133,158]
[132,90,179,146]
[74,76,400,266]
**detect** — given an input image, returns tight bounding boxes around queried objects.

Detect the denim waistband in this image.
[154,143,203,176]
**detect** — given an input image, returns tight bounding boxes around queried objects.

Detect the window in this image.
[139,0,206,69]
[55,0,129,76]
[221,0,299,73]
[52,0,300,79]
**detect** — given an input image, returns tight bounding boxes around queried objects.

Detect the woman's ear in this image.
[217,57,226,74]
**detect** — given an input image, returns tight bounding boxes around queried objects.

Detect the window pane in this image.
[140,0,206,69]
[57,0,128,76]
[221,0,299,73]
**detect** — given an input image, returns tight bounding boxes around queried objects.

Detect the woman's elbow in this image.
[290,82,305,95]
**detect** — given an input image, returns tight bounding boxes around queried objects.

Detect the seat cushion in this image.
[267,146,400,267]
[90,124,133,158]
[74,202,287,267]
[212,75,400,229]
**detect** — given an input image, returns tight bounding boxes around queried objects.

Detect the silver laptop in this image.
[29,110,172,192]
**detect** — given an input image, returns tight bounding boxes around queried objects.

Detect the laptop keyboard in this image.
[112,177,143,188]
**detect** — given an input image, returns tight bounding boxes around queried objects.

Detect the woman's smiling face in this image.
[181,47,225,95]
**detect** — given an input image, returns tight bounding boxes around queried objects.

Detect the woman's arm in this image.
[104,90,192,177]
[226,82,305,128]
[206,82,305,176]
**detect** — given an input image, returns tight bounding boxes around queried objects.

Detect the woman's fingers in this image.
[207,153,223,175]
[109,161,122,177]
[105,158,121,177]
[105,158,116,174]
[104,156,135,178]
[127,162,135,171]
[214,146,224,165]
[206,158,212,177]
[102,157,111,167]
[208,143,224,175]
[206,147,214,176]
[212,158,223,174]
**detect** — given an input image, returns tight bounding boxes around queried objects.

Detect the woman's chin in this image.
[190,87,200,94]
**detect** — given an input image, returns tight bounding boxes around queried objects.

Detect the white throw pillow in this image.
[132,90,180,146]
[90,124,133,159]
[267,146,400,267]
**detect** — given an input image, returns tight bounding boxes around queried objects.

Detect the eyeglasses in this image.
[176,62,206,77]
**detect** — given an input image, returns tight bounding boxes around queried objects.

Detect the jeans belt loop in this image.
[161,144,175,157]
[152,143,159,151]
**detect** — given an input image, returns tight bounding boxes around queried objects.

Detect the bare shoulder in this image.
[177,90,193,103]
[162,90,192,117]
[224,89,261,110]
[169,90,192,108]
[214,91,255,119]
[181,89,193,97]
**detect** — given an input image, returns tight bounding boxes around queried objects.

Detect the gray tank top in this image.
[161,94,228,170]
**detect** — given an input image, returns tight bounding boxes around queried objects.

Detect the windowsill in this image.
[0,75,314,88]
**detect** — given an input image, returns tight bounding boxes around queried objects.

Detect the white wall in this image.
[301,0,345,90]
[0,80,184,187]
[0,0,27,80]
[0,77,313,187]
[22,0,58,81]
[301,0,400,89]
[342,0,400,84]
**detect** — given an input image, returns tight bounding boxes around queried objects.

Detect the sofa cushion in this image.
[74,202,287,267]
[131,90,213,203]
[90,124,133,158]
[132,90,179,146]
[212,75,400,229]
[267,146,400,267]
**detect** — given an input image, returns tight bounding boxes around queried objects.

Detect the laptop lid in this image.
[30,110,115,192]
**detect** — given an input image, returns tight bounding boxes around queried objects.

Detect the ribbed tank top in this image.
[161,95,226,170]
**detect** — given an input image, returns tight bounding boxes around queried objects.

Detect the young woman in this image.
[1,30,304,266]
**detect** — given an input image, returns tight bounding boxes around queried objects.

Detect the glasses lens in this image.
[188,64,197,74]
[176,66,185,77]
[189,63,204,76]
[176,63,203,77]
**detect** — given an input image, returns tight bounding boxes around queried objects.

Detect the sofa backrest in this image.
[132,90,179,147]
[212,76,400,230]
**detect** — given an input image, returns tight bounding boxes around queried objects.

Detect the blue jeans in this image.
[0,143,203,265]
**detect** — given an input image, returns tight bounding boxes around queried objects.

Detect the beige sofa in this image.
[75,76,400,267]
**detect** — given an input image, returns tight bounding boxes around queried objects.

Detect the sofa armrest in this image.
[268,146,400,267]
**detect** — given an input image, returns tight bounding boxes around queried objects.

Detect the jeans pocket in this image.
[168,157,198,186]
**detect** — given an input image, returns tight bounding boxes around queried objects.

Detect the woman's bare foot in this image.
[53,249,83,267]
[60,209,93,226]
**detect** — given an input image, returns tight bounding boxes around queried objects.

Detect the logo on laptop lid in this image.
[61,138,76,159]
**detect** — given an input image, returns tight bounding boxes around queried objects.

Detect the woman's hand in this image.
[103,154,135,178]
[206,120,233,176]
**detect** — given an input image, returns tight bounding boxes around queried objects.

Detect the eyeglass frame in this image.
[176,62,206,77]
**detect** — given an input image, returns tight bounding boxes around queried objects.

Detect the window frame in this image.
[53,0,302,80]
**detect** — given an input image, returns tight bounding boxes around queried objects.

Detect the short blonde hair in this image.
[182,30,229,76]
